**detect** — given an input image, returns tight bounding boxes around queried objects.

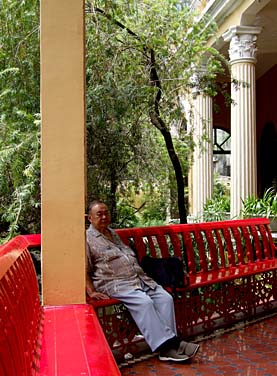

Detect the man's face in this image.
[88,203,111,232]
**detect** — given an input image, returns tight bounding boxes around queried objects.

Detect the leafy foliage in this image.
[0,0,230,240]
[241,187,277,219]
[0,0,40,242]
[201,178,230,222]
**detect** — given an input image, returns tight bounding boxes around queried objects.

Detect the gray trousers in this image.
[112,283,177,351]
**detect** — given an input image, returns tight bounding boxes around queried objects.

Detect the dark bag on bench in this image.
[141,256,188,295]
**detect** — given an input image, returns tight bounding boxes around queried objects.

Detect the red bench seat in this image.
[40,304,119,376]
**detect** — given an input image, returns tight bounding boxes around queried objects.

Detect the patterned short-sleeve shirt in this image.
[86,224,157,296]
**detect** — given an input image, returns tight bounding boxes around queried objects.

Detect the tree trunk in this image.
[109,172,118,224]
[149,49,187,223]
[149,113,187,223]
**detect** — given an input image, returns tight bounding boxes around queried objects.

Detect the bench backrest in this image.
[116,218,277,275]
[0,235,41,376]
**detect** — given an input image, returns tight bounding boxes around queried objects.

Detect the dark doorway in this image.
[260,122,277,194]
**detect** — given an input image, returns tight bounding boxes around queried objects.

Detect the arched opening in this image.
[213,127,231,179]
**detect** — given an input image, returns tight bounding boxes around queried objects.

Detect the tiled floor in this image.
[120,314,277,376]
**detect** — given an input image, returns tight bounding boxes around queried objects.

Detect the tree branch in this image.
[86,4,140,41]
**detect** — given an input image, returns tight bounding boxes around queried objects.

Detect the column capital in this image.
[190,63,208,97]
[223,26,262,64]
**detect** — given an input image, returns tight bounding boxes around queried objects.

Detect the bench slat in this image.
[204,229,220,270]
[259,224,272,259]
[241,226,254,262]
[214,228,228,268]
[181,230,197,274]
[231,226,245,264]
[168,232,183,259]
[250,224,263,260]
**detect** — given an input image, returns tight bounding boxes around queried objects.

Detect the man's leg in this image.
[146,284,199,359]
[112,285,199,361]
[147,284,177,335]
[112,287,176,352]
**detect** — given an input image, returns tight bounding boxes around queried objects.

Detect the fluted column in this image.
[223,26,262,218]
[190,72,213,219]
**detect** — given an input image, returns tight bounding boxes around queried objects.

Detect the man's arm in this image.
[86,257,109,300]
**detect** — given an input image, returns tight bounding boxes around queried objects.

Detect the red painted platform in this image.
[39,304,120,376]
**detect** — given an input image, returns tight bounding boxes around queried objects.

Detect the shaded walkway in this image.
[120,314,277,376]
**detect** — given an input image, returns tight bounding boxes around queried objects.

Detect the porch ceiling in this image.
[254,0,277,78]
[209,0,277,79]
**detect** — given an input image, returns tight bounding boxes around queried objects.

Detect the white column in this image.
[190,72,213,219]
[223,26,262,219]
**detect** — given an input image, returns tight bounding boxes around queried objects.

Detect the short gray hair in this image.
[88,199,106,214]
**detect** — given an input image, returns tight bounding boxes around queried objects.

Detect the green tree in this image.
[86,2,173,224]
[0,0,40,241]
[85,0,226,223]
[0,0,229,239]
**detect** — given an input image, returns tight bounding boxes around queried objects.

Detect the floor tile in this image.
[121,314,277,376]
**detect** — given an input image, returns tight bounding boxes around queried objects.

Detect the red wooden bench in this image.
[2,218,276,368]
[89,218,277,356]
[0,235,120,376]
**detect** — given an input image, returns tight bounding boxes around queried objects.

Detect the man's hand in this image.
[89,291,110,300]
[86,284,109,300]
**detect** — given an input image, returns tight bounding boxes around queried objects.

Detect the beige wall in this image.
[40,0,86,305]
[207,0,257,47]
